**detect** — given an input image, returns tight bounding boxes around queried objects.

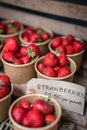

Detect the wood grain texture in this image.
[0,0,87,21]
[59,120,75,130]
[0,7,87,41]
[62,104,87,128]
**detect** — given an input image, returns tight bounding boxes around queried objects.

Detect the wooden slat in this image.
[62,104,87,128]
[0,0,87,21]
[0,7,87,41]
[59,120,75,130]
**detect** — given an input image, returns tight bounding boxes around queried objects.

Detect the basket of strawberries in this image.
[48,34,85,71]
[9,94,62,130]
[1,37,40,96]
[0,74,13,122]
[19,26,53,56]
[35,52,76,82]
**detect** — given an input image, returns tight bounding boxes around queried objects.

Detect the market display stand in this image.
[0,0,87,130]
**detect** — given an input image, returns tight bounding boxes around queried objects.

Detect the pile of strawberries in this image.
[50,34,85,55]
[0,74,11,99]
[2,37,40,65]
[0,21,22,35]
[21,26,51,44]
[11,98,56,128]
[37,52,71,78]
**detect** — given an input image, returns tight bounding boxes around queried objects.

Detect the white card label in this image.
[26,78,85,115]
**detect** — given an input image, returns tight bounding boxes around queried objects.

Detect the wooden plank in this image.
[0,0,87,21]
[0,7,87,41]
[75,125,87,130]
[62,104,87,128]
[59,120,75,130]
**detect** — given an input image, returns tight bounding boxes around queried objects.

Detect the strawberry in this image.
[53,66,61,73]
[55,45,66,54]
[12,106,27,124]
[6,27,18,34]
[37,63,46,74]
[41,33,51,41]
[0,22,6,34]
[27,43,40,58]
[0,85,10,99]
[29,32,43,43]
[33,99,54,115]
[65,45,74,54]
[43,52,59,67]
[66,34,74,45]
[19,46,27,56]
[44,67,57,77]
[45,114,56,124]
[20,56,31,64]
[20,100,31,111]
[51,36,62,49]
[3,37,19,52]
[13,58,23,65]
[2,51,16,63]
[24,26,34,35]
[73,40,85,53]
[22,109,45,127]
[62,38,70,46]
[58,67,71,78]
[22,33,30,42]
[0,75,11,86]
[59,52,69,67]
[13,21,21,30]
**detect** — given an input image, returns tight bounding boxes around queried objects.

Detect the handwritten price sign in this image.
[26,78,85,115]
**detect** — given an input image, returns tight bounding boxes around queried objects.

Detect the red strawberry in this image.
[13,58,23,65]
[37,63,46,74]
[33,99,54,115]
[13,21,21,30]
[54,66,61,73]
[24,26,34,35]
[45,114,56,124]
[58,67,71,78]
[0,22,6,34]
[20,56,31,64]
[66,34,74,45]
[55,45,66,54]
[2,51,16,63]
[20,100,31,111]
[22,33,30,42]
[51,36,62,49]
[27,43,40,58]
[6,27,18,34]
[3,37,19,52]
[65,45,74,54]
[22,109,45,127]
[0,75,11,86]
[43,52,59,67]
[62,38,70,46]
[0,85,10,99]
[29,32,42,43]
[12,106,27,124]
[19,46,27,56]
[44,67,57,77]
[59,52,69,67]
[73,40,85,53]
[41,33,51,41]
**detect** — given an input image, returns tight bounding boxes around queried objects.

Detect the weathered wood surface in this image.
[75,125,87,130]
[59,120,75,130]
[62,104,87,128]
[0,1,87,41]
[0,0,87,21]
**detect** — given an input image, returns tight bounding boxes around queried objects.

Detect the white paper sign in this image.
[26,78,85,115]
